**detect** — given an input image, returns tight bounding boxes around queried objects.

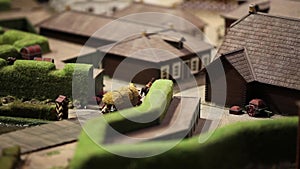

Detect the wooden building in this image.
[205,11,300,115]
[80,31,213,84]
[39,11,116,46]
[112,2,206,34]
[221,0,300,33]
[39,8,206,47]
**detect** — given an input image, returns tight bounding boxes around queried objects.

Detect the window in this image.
[191,57,199,74]
[201,54,210,69]
[160,65,170,79]
[172,62,181,79]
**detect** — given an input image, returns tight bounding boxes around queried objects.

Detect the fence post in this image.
[55,95,69,120]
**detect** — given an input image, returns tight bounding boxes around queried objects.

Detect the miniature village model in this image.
[205,7,300,115]
[0,0,299,169]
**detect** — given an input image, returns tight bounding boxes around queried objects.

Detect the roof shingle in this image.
[99,32,212,63]
[217,13,300,90]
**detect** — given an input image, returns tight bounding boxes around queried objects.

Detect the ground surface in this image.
[22,142,77,169]
[17,80,283,169]
[0,1,288,168]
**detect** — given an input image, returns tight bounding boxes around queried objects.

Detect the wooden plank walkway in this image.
[0,110,101,154]
[0,120,80,154]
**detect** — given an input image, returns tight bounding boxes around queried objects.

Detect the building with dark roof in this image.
[205,10,300,115]
[75,31,213,84]
[222,0,300,32]
[39,8,206,47]
[112,2,206,33]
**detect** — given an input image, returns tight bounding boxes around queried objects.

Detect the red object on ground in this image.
[246,99,268,117]
[34,57,54,63]
[249,99,266,108]
[20,45,42,60]
[229,105,243,115]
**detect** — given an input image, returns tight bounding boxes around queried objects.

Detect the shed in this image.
[20,45,42,60]
[205,11,300,115]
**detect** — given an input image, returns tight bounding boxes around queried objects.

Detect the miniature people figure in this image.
[140,77,155,97]
[7,57,16,65]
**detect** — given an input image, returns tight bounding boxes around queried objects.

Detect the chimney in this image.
[162,36,184,49]
[141,30,148,37]
[249,4,258,14]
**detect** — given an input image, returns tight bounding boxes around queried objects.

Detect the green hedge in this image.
[0,59,93,104]
[0,145,20,169]
[0,45,21,59]
[0,18,36,33]
[0,26,4,34]
[71,117,298,169]
[70,80,174,168]
[0,101,56,120]
[0,57,6,68]
[0,0,11,11]
[0,116,49,125]
[0,30,50,53]
[104,79,173,134]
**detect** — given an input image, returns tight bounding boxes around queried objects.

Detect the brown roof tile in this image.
[221,48,255,82]
[112,2,206,31]
[38,10,164,42]
[217,13,300,90]
[98,32,212,63]
[222,0,300,20]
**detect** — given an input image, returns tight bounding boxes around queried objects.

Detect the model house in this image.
[76,31,213,84]
[112,2,206,34]
[39,8,206,47]
[39,11,117,46]
[205,8,300,115]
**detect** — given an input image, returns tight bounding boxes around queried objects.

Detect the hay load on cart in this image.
[101,83,142,114]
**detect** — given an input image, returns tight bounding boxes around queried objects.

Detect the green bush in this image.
[0,145,20,169]
[0,58,6,68]
[0,60,92,103]
[13,37,49,53]
[104,79,173,134]
[14,60,55,74]
[0,45,21,59]
[0,156,16,169]
[0,0,11,11]
[0,116,49,125]
[2,145,20,159]
[0,18,36,33]
[0,30,50,53]
[0,101,56,120]
[0,26,4,34]
[71,117,298,169]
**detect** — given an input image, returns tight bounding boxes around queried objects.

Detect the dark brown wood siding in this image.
[39,28,114,47]
[205,58,247,106]
[103,54,124,77]
[247,82,300,115]
[224,18,237,35]
[103,54,160,84]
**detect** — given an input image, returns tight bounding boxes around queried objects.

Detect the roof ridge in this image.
[221,48,256,82]
[243,47,257,81]
[255,11,300,22]
[230,12,300,29]
[38,10,66,26]
[229,13,251,28]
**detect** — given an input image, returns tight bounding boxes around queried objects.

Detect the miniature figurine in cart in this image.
[140,77,155,97]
